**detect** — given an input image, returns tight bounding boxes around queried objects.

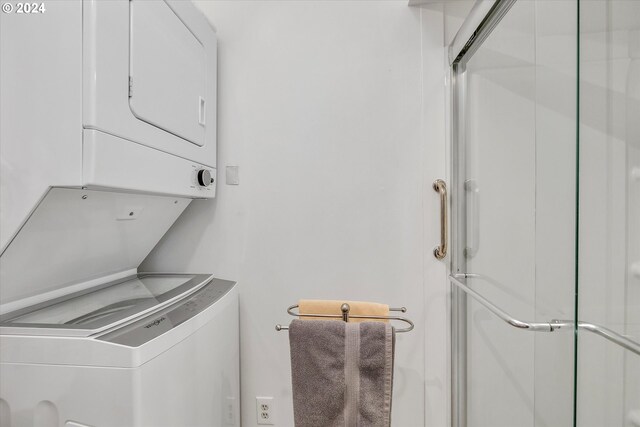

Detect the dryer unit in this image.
[0,0,218,250]
[0,188,240,427]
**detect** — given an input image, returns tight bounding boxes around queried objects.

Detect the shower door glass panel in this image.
[578,2,640,426]
[452,1,578,426]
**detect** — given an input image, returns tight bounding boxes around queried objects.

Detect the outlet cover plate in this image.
[256,396,275,425]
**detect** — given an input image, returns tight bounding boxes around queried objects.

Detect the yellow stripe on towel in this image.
[298,300,389,323]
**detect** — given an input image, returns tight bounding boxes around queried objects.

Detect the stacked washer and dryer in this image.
[0,1,239,426]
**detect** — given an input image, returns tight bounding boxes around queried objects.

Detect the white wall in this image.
[141,2,448,426]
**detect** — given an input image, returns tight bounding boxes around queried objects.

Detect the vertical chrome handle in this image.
[464,179,479,258]
[433,179,448,260]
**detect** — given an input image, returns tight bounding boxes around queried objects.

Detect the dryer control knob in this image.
[197,169,214,187]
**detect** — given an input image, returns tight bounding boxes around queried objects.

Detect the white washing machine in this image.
[0,275,238,427]
[0,188,240,427]
[1,1,236,423]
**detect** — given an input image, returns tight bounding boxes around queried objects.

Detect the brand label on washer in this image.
[144,317,166,329]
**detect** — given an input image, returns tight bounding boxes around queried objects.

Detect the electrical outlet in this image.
[256,396,275,425]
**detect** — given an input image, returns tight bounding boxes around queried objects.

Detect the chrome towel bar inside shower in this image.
[574,321,640,356]
[450,274,561,332]
[450,274,640,356]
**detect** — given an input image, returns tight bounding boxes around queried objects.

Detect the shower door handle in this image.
[433,179,448,260]
[464,179,479,258]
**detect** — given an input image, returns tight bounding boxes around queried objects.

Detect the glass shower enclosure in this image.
[448,1,640,426]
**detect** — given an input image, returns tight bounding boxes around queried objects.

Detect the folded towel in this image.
[289,320,395,427]
[298,300,389,323]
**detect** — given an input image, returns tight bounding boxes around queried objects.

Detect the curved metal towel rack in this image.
[450,274,640,356]
[275,303,414,333]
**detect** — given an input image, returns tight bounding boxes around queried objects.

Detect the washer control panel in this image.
[97,278,235,347]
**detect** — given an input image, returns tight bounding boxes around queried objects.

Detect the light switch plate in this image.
[226,166,239,185]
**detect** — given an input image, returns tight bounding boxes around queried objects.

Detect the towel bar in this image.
[275,303,414,333]
[451,274,640,356]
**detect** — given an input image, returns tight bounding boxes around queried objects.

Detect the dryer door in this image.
[83,0,217,171]
[129,0,206,147]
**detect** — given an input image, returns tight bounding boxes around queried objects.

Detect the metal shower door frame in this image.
[448,2,519,427]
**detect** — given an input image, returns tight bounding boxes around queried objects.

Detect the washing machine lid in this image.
[0,273,213,336]
[0,187,191,314]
